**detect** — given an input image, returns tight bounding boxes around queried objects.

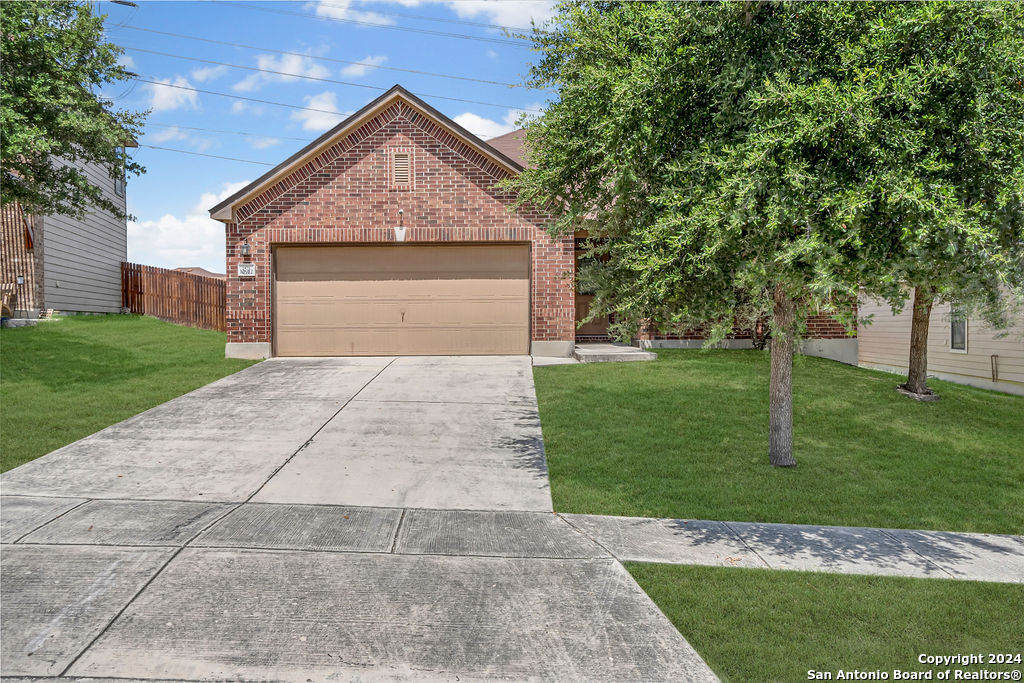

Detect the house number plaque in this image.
[237,262,256,278]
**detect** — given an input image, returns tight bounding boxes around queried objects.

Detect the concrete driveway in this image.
[0,357,716,681]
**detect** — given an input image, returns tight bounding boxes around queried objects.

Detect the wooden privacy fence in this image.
[121,262,226,331]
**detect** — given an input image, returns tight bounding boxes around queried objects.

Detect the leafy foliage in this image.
[514,1,1024,337]
[1,1,146,219]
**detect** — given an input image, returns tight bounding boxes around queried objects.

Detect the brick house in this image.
[210,85,573,359]
[210,84,856,361]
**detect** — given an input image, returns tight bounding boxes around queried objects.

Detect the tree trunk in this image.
[904,285,934,396]
[769,284,796,467]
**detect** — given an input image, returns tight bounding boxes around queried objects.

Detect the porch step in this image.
[573,343,657,363]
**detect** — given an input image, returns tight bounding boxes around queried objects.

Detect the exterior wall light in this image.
[240,241,251,257]
[395,208,406,242]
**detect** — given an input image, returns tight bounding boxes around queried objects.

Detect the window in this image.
[114,147,126,197]
[950,308,967,353]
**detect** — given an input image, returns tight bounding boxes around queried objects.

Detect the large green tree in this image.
[1,1,145,219]
[514,2,1024,465]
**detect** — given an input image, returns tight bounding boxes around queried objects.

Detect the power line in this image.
[210,1,529,46]
[131,79,502,138]
[138,144,275,165]
[123,47,543,112]
[108,25,547,90]
[144,122,313,143]
[304,0,539,33]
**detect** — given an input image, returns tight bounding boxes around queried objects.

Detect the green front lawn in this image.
[534,350,1023,534]
[629,563,1024,683]
[0,315,257,472]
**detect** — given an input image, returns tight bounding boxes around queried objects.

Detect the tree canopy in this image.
[1,0,146,219]
[514,1,1024,462]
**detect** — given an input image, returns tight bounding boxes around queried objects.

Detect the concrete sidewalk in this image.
[562,513,1024,584]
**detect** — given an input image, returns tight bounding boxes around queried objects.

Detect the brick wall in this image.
[224,99,575,346]
[652,310,856,341]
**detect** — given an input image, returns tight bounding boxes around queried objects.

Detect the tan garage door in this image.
[274,245,530,356]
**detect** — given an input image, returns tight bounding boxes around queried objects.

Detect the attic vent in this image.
[393,151,411,187]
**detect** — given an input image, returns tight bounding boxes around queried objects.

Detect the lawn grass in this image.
[628,563,1024,683]
[0,315,257,472]
[534,349,1024,533]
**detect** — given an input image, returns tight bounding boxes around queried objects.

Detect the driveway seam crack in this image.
[242,358,398,503]
[58,545,185,677]
[12,498,93,544]
[878,528,955,578]
[389,509,407,553]
[722,521,773,569]
[556,514,618,561]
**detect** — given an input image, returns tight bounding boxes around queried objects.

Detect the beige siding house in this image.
[1,158,128,317]
[859,296,1024,396]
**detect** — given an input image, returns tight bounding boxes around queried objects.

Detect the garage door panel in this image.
[276,295,527,326]
[276,325,525,356]
[274,246,530,356]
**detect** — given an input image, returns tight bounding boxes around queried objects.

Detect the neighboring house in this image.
[1,157,130,317]
[209,84,854,360]
[175,266,226,280]
[859,297,1024,396]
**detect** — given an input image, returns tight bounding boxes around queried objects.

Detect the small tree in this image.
[1,1,146,219]
[514,1,1023,466]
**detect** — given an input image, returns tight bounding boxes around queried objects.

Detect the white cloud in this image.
[146,76,199,112]
[117,54,136,69]
[454,103,541,139]
[309,0,396,25]
[234,53,330,93]
[311,0,551,29]
[486,49,498,59]
[191,65,228,83]
[291,91,351,132]
[340,55,388,78]
[444,0,554,29]
[127,180,251,272]
[231,101,264,116]
[247,136,281,150]
[147,126,189,143]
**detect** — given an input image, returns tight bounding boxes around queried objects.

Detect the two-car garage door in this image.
[273,245,530,356]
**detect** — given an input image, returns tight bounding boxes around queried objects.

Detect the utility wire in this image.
[138,144,275,165]
[301,0,539,33]
[144,121,313,143]
[134,74,544,117]
[131,79,500,138]
[210,1,529,46]
[108,25,545,90]
[122,47,543,112]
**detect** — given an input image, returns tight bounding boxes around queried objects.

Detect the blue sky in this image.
[101,0,555,272]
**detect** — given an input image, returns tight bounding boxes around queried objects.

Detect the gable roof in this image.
[486,129,528,168]
[209,84,527,222]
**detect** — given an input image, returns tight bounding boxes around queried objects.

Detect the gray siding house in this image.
[1,157,128,317]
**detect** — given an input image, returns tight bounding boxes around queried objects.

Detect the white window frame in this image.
[949,308,968,354]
